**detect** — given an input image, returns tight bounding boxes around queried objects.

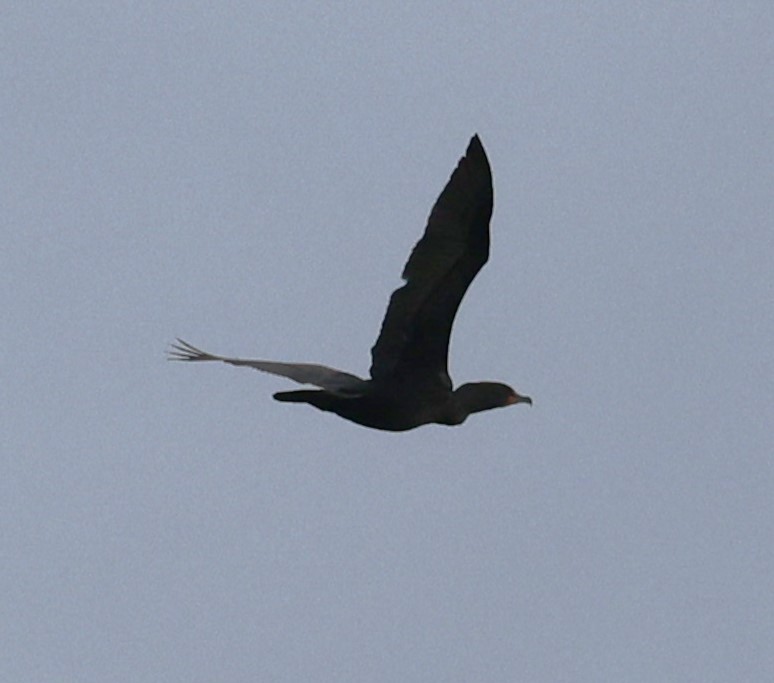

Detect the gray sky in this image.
[3,3,772,681]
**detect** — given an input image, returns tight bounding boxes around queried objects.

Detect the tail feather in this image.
[273,390,320,403]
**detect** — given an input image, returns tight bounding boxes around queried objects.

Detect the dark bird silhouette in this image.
[169,135,531,431]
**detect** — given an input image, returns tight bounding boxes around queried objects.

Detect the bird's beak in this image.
[522,395,533,406]
[508,394,532,406]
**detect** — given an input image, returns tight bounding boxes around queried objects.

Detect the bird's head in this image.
[453,382,532,416]
[504,386,532,406]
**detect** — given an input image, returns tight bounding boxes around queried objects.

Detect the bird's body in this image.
[170,135,531,431]
[274,376,519,432]
[275,380,457,432]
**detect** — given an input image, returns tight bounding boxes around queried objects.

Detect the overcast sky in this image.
[3,3,773,681]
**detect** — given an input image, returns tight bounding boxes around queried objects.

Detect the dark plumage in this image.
[169,135,531,431]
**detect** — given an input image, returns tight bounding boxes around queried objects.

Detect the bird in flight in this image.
[169,135,531,431]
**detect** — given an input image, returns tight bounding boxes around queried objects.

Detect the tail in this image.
[273,390,343,418]
[273,390,322,403]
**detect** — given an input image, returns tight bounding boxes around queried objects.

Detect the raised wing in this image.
[369,135,493,386]
[169,339,368,396]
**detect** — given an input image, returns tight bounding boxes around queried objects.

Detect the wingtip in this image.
[167,337,211,362]
[466,134,487,161]
[167,339,189,361]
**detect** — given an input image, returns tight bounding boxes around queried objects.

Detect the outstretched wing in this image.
[369,135,493,386]
[169,339,368,396]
